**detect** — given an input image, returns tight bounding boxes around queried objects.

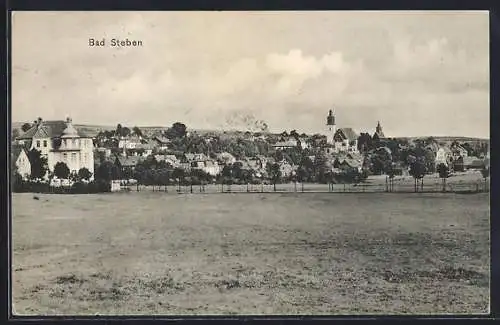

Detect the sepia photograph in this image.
[10,11,490,315]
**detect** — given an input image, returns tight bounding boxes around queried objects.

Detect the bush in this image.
[11,179,111,194]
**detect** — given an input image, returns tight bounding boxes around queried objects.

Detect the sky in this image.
[11,11,489,138]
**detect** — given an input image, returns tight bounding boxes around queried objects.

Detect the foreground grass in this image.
[12,192,489,315]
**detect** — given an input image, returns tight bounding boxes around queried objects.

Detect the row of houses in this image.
[435,143,487,171]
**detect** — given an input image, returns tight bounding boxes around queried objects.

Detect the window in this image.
[43,140,47,147]
[63,153,67,160]
[72,153,77,162]
[36,140,40,147]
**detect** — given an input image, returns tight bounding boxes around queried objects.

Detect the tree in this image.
[221,165,233,192]
[54,162,70,179]
[437,163,450,192]
[27,149,48,180]
[409,158,427,192]
[133,126,143,138]
[269,162,282,192]
[78,167,93,182]
[481,167,490,192]
[116,124,123,137]
[166,122,187,139]
[171,167,185,191]
[122,127,131,137]
[357,132,373,152]
[21,123,33,132]
[296,166,307,192]
[12,129,21,140]
[95,161,120,182]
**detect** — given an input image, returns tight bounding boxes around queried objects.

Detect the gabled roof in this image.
[116,155,142,167]
[17,120,90,139]
[153,136,171,144]
[335,128,359,141]
[11,145,29,166]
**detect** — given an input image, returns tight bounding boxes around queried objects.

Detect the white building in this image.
[11,146,31,180]
[16,117,95,179]
[325,109,336,145]
[435,146,453,168]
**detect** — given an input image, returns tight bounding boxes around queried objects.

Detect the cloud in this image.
[11,12,489,138]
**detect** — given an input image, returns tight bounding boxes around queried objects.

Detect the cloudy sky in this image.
[12,11,489,138]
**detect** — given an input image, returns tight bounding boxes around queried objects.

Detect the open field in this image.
[12,192,489,315]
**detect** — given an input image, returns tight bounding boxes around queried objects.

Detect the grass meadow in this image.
[12,190,489,315]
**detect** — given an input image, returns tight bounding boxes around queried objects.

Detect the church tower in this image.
[375,121,385,138]
[326,109,336,144]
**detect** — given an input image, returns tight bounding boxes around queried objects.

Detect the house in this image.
[463,157,485,170]
[11,146,31,180]
[134,140,156,157]
[200,160,221,176]
[333,128,359,153]
[277,159,295,178]
[435,147,453,168]
[272,138,298,150]
[153,135,171,151]
[216,152,237,165]
[164,155,180,167]
[118,136,142,149]
[16,117,94,179]
[451,144,468,160]
[115,155,143,174]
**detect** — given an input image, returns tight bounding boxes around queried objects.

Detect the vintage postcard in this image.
[10,11,490,315]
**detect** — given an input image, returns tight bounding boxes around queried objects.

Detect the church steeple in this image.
[326,108,336,144]
[327,109,335,126]
[375,121,385,138]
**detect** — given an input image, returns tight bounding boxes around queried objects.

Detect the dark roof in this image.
[17,120,91,139]
[116,156,142,167]
[154,136,171,144]
[336,128,359,141]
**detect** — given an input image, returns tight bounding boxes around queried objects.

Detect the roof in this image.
[437,146,452,154]
[154,136,171,144]
[336,128,359,141]
[340,158,362,168]
[17,120,90,139]
[164,155,178,161]
[11,145,28,166]
[463,157,484,167]
[272,140,297,147]
[116,156,142,167]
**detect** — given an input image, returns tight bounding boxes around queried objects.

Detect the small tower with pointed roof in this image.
[375,121,385,139]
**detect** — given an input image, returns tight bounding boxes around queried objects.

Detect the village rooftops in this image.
[17,119,91,140]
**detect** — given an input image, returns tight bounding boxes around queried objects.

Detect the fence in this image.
[120,178,489,194]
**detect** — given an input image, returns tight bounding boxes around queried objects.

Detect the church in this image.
[324,109,359,153]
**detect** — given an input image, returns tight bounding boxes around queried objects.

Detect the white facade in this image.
[325,109,336,145]
[18,118,95,180]
[14,149,31,180]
